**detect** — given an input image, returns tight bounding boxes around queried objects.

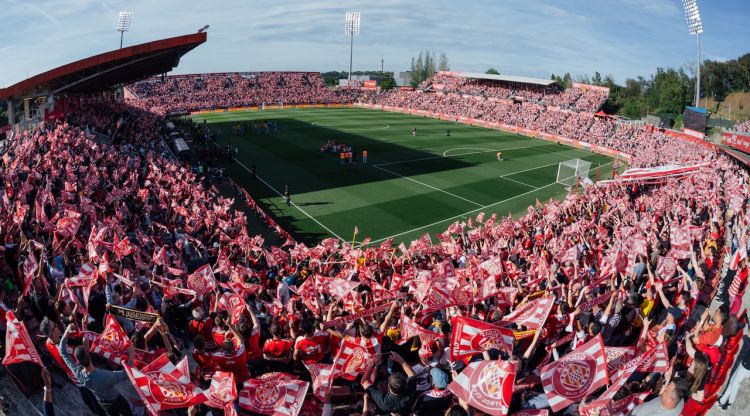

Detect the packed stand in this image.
[733,119,750,133]
[0,90,749,416]
[127,72,361,115]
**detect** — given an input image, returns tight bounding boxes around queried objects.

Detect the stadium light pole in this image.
[345,12,361,86]
[116,11,133,49]
[682,0,703,108]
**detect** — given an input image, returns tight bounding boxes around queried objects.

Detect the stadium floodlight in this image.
[345,11,361,86]
[682,0,703,107]
[198,25,210,33]
[116,11,133,49]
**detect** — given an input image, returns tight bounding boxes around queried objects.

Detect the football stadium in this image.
[0,1,749,416]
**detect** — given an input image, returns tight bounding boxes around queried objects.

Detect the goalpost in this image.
[259,102,284,111]
[556,158,592,187]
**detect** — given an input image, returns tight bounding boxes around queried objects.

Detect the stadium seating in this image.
[3,69,749,416]
[127,72,360,115]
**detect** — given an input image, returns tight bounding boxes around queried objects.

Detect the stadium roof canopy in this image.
[0,32,207,101]
[455,72,557,87]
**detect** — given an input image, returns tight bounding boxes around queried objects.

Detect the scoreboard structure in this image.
[683,106,709,138]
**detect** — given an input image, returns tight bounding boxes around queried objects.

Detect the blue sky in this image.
[1,0,748,88]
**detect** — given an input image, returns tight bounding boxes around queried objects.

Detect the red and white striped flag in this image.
[21,251,39,295]
[633,343,669,373]
[113,236,135,259]
[304,362,334,401]
[501,297,555,329]
[331,339,376,381]
[56,214,81,239]
[450,316,515,360]
[238,378,309,416]
[655,254,677,280]
[218,291,247,325]
[91,315,132,365]
[206,371,238,416]
[540,334,608,412]
[399,315,440,357]
[123,354,207,415]
[480,257,504,276]
[447,359,517,416]
[152,246,169,266]
[604,346,636,376]
[187,264,217,295]
[730,244,747,270]
[3,311,43,366]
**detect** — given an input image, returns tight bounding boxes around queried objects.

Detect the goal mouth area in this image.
[556,158,593,187]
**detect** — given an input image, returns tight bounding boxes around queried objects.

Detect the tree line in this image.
[566,53,750,120]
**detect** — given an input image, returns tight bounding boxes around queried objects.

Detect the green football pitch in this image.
[191,107,615,246]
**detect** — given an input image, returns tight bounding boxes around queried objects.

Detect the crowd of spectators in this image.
[1,74,749,416]
[733,119,750,133]
[127,72,360,115]
[417,72,609,112]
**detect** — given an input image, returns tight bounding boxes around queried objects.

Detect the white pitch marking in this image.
[209,140,345,242]
[373,165,484,207]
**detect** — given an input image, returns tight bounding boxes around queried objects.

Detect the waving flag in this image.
[730,244,747,270]
[450,316,515,360]
[218,291,247,325]
[448,359,517,416]
[206,371,238,416]
[655,254,677,280]
[604,346,636,376]
[21,251,39,295]
[239,378,309,416]
[3,311,43,366]
[331,339,376,381]
[480,257,504,276]
[91,315,132,365]
[541,334,608,412]
[304,362,334,401]
[501,296,555,329]
[616,162,708,183]
[123,354,207,415]
[114,236,135,259]
[399,315,440,358]
[187,264,217,295]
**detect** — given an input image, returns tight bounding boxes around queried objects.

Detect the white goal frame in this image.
[556,158,592,187]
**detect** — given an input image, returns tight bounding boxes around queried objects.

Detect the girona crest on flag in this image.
[149,372,191,404]
[553,353,595,398]
[469,361,514,412]
[250,381,285,411]
[471,329,507,351]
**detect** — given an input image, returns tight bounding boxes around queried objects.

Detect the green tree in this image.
[486,68,501,75]
[438,52,450,71]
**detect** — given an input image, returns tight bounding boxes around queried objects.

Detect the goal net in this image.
[259,102,284,110]
[556,159,592,187]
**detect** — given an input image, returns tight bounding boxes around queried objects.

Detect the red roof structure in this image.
[0,32,207,101]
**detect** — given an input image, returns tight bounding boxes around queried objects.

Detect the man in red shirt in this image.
[263,323,293,372]
[210,322,252,383]
[294,319,324,363]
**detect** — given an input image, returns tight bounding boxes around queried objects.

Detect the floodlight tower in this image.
[345,11,361,86]
[682,0,703,107]
[117,11,133,49]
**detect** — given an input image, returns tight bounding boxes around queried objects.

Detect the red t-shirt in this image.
[189,319,215,347]
[294,336,324,363]
[263,338,293,359]
[211,342,251,382]
[212,327,229,348]
[245,328,262,360]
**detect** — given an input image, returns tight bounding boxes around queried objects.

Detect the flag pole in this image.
[351,226,359,246]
